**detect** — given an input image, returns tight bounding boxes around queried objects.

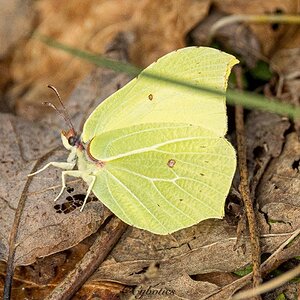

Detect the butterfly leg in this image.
[28,161,76,177]
[54,171,96,211]
[54,170,83,202]
[80,175,96,212]
[29,148,77,177]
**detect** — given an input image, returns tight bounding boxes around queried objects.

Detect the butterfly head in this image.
[61,128,81,150]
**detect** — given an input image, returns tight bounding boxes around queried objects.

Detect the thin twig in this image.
[208,14,300,42]
[234,66,262,297]
[44,217,128,300]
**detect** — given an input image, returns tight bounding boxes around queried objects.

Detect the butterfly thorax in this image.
[61,130,105,173]
[76,148,95,172]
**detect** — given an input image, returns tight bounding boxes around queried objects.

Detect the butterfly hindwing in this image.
[88,123,236,234]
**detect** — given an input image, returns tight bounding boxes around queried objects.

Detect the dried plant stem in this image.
[44,217,128,300]
[234,66,262,296]
[208,14,300,42]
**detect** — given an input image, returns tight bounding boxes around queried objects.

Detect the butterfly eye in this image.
[68,136,77,146]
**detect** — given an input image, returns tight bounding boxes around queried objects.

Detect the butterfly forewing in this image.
[82,47,239,143]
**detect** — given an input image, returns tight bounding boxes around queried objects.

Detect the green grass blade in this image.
[34,33,300,120]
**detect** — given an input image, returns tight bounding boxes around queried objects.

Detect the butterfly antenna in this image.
[46,85,76,133]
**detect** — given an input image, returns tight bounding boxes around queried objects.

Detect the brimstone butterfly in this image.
[30,47,238,235]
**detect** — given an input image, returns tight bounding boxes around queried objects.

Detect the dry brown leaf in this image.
[257,132,300,208]
[245,111,290,179]
[246,111,290,160]
[262,202,300,233]
[0,114,104,266]
[269,26,300,132]
[271,35,300,107]
[87,218,296,298]
[130,274,219,300]
[129,0,210,66]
